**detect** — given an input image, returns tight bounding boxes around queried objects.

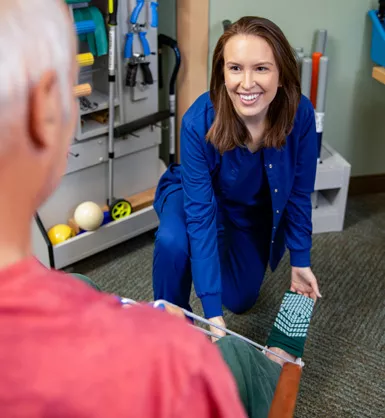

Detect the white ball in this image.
[74,201,104,231]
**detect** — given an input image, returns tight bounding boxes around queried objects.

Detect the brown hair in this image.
[206,16,301,154]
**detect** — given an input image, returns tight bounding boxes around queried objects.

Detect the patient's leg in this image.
[216,336,281,418]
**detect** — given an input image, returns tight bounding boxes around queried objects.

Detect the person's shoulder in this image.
[11,258,120,313]
[296,94,315,120]
[83,304,220,394]
[1,260,241,415]
[102,304,209,357]
[24,260,213,364]
[182,91,214,128]
[102,307,245,416]
[42,268,216,380]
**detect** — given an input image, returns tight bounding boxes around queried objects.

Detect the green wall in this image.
[209,0,385,176]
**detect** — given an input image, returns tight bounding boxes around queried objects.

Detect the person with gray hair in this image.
[0,1,248,416]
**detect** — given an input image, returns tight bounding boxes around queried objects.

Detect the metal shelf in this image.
[80,89,120,116]
[33,204,159,270]
[33,0,162,270]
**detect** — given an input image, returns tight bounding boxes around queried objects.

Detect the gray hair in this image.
[0,0,76,124]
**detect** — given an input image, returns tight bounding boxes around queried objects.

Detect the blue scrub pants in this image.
[152,190,271,316]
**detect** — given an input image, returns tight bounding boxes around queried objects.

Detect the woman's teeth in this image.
[239,93,261,104]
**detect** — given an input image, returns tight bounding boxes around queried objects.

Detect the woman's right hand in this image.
[208,316,227,342]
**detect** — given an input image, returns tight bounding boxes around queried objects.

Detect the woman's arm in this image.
[180,116,222,319]
[284,103,318,268]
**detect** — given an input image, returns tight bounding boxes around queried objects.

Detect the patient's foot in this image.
[265,346,296,367]
[266,291,315,363]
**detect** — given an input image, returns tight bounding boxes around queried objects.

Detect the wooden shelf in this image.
[372,66,385,84]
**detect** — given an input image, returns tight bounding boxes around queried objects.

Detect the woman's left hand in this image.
[290,267,322,302]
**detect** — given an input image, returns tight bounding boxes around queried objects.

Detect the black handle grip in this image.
[140,62,154,85]
[126,63,138,87]
[109,0,118,25]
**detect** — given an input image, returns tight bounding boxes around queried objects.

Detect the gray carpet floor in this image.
[66,193,385,418]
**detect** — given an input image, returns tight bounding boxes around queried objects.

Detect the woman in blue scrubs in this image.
[152,16,322,339]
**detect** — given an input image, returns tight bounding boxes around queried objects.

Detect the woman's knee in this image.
[223,292,259,315]
[153,220,192,306]
[154,221,189,260]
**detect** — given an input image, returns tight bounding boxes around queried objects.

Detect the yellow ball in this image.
[48,224,74,245]
[74,201,104,231]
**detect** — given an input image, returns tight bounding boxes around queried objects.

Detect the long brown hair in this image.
[206,16,301,154]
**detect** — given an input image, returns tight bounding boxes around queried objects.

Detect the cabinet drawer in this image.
[67,137,107,174]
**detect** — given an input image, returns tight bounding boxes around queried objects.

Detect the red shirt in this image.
[0,257,246,417]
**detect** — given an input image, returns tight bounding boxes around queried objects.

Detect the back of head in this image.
[0,0,77,214]
[0,0,75,131]
[207,16,301,154]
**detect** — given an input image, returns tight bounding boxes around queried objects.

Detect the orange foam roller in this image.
[310,52,322,108]
[73,83,92,98]
[76,53,94,67]
[268,362,302,418]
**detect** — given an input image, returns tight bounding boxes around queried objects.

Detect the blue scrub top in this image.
[154,92,318,313]
[214,146,272,232]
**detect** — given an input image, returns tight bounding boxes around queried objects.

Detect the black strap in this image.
[158,47,164,89]
[379,0,385,21]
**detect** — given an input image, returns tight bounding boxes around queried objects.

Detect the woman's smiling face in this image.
[223,34,280,124]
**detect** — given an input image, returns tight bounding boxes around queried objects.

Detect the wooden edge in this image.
[69,187,156,231]
[348,173,385,196]
[176,0,209,162]
[372,66,385,85]
[100,187,156,213]
[268,362,302,418]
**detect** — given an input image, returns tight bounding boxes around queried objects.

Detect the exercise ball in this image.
[74,201,103,231]
[48,224,74,245]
